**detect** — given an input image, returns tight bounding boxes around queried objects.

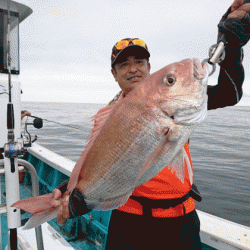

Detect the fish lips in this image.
[193,58,208,80]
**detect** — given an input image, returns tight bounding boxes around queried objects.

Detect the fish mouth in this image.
[192,58,208,80]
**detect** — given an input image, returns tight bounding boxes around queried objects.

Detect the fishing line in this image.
[29,115,86,132]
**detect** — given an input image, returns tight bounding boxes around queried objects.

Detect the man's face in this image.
[111,56,151,95]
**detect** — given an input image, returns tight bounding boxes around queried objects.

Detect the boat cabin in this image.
[0,0,32,149]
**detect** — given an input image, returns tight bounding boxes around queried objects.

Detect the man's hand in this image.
[50,188,70,224]
[50,188,62,207]
[57,191,70,224]
[21,110,31,120]
[229,0,250,19]
[218,0,250,48]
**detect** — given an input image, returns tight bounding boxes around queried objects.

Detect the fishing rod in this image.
[0,2,45,249]
[3,1,43,248]
[3,1,20,249]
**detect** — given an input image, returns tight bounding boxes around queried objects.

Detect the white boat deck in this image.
[17,223,74,250]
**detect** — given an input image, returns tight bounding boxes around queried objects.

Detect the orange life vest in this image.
[97,93,195,218]
[117,141,195,218]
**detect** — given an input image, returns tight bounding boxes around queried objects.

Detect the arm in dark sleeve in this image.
[207,47,244,110]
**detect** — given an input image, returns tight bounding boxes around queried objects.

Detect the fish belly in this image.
[81,110,169,210]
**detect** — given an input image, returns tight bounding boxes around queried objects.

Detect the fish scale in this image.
[84,117,162,196]
[79,106,154,184]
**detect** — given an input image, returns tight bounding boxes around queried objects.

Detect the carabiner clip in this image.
[208,42,226,65]
[202,40,226,77]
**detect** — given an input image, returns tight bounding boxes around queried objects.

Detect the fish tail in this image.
[12,193,60,230]
[12,193,55,214]
[23,207,59,230]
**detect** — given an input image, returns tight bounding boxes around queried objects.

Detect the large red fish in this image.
[13,58,208,229]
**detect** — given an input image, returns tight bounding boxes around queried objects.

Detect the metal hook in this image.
[201,59,216,76]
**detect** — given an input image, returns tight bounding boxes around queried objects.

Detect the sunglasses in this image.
[115,39,146,50]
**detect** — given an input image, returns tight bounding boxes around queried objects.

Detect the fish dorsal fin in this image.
[68,104,117,192]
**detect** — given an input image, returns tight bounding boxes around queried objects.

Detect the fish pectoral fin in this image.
[167,149,185,183]
[166,126,182,142]
[137,135,170,180]
[183,149,193,185]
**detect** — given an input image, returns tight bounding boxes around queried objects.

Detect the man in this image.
[52,1,250,249]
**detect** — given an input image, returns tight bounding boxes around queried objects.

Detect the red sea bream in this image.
[13,58,209,229]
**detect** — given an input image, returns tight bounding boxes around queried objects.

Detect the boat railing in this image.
[0,159,45,250]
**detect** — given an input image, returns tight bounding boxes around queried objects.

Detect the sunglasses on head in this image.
[115,39,146,50]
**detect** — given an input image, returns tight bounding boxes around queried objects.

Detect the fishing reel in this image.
[22,116,43,148]
[4,116,43,158]
[4,138,25,158]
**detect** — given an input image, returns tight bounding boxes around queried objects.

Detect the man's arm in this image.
[207,47,244,110]
[207,0,250,110]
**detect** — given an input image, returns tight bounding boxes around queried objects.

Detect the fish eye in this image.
[162,74,176,86]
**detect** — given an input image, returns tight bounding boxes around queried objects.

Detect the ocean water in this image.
[21,101,250,227]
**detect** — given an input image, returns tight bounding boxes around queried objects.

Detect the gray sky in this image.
[17,0,250,105]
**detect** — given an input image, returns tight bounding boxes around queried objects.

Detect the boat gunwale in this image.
[27,143,250,250]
